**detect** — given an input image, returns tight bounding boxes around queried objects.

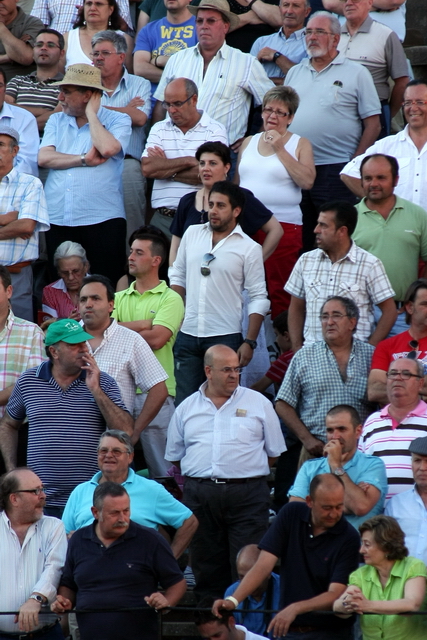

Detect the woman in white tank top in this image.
[235,85,316,318]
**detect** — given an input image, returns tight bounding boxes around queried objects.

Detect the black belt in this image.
[188,476,264,484]
[0,622,58,639]
[154,207,176,218]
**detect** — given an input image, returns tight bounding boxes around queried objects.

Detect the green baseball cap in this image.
[45,319,94,346]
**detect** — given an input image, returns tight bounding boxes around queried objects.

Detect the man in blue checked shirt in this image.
[0,125,49,322]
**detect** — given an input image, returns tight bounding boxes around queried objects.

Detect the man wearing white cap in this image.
[38,63,132,286]
[0,124,49,321]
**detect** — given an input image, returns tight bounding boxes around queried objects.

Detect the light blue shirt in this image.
[385,486,427,564]
[250,27,307,79]
[101,68,151,160]
[289,449,388,529]
[61,468,192,534]
[40,106,131,226]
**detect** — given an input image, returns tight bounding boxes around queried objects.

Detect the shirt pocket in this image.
[306,279,324,301]
[229,417,262,444]
[337,281,363,304]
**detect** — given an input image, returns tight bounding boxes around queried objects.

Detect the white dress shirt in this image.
[169,222,269,337]
[0,512,67,633]
[166,383,286,477]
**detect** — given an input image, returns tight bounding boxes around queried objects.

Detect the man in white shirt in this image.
[79,275,169,453]
[142,76,227,237]
[341,79,427,206]
[166,344,286,599]
[385,435,427,563]
[152,0,274,155]
[169,181,270,405]
[0,467,67,637]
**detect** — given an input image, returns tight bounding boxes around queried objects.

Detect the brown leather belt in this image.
[5,260,32,274]
[154,207,176,218]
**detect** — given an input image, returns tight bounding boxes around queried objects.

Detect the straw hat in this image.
[188,0,240,31]
[51,64,107,91]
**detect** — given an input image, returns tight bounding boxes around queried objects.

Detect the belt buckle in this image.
[213,478,226,484]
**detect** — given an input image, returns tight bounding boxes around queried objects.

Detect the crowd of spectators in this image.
[1,0,427,638]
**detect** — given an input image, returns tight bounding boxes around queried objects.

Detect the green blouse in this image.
[349,556,427,640]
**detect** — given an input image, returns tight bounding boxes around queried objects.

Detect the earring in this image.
[83,19,87,25]
[108,18,111,26]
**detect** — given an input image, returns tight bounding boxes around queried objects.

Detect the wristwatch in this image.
[273,51,282,61]
[243,339,257,350]
[333,467,346,477]
[30,594,45,604]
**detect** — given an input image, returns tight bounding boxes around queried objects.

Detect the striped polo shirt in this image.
[7,361,128,508]
[6,71,63,111]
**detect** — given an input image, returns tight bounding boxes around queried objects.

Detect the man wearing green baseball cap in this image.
[0,318,133,517]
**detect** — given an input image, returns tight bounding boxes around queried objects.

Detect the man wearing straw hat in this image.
[38,63,132,286]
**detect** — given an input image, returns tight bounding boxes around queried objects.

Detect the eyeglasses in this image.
[386,370,422,380]
[34,41,61,49]
[213,366,243,374]
[201,252,216,276]
[305,29,334,36]
[319,312,349,322]
[98,447,130,456]
[91,50,118,58]
[14,487,45,496]
[402,100,427,108]
[162,94,195,109]
[196,17,223,25]
[262,107,289,118]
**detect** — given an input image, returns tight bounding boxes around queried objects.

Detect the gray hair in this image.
[53,241,88,269]
[98,429,134,454]
[321,295,360,327]
[93,481,128,510]
[91,29,128,54]
[308,10,341,35]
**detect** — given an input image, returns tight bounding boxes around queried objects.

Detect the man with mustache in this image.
[51,482,186,640]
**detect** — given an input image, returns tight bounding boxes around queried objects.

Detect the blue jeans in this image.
[173,331,243,406]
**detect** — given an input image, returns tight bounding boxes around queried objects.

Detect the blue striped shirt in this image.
[7,361,129,508]
[101,69,151,161]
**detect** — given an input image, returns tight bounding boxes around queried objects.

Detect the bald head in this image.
[236,544,261,573]
[163,77,199,130]
[204,344,237,367]
[309,472,344,500]
[204,345,240,397]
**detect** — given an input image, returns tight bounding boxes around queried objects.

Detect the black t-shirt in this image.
[61,521,183,640]
[171,187,273,238]
[259,502,360,630]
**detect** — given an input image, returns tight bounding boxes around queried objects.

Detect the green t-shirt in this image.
[349,556,427,640]
[113,281,184,397]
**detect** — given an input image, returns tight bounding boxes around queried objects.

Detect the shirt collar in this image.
[123,280,167,296]
[308,51,346,71]
[342,15,373,34]
[195,41,228,59]
[36,359,86,381]
[52,278,68,292]
[0,166,18,184]
[0,101,16,120]
[358,196,404,215]
[320,240,356,263]
[380,399,427,418]
[279,26,306,41]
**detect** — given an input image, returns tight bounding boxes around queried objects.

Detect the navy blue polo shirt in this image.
[7,361,128,508]
[259,502,360,630]
[61,520,184,640]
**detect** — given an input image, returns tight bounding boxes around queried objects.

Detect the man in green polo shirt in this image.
[353,153,427,337]
[112,225,184,478]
